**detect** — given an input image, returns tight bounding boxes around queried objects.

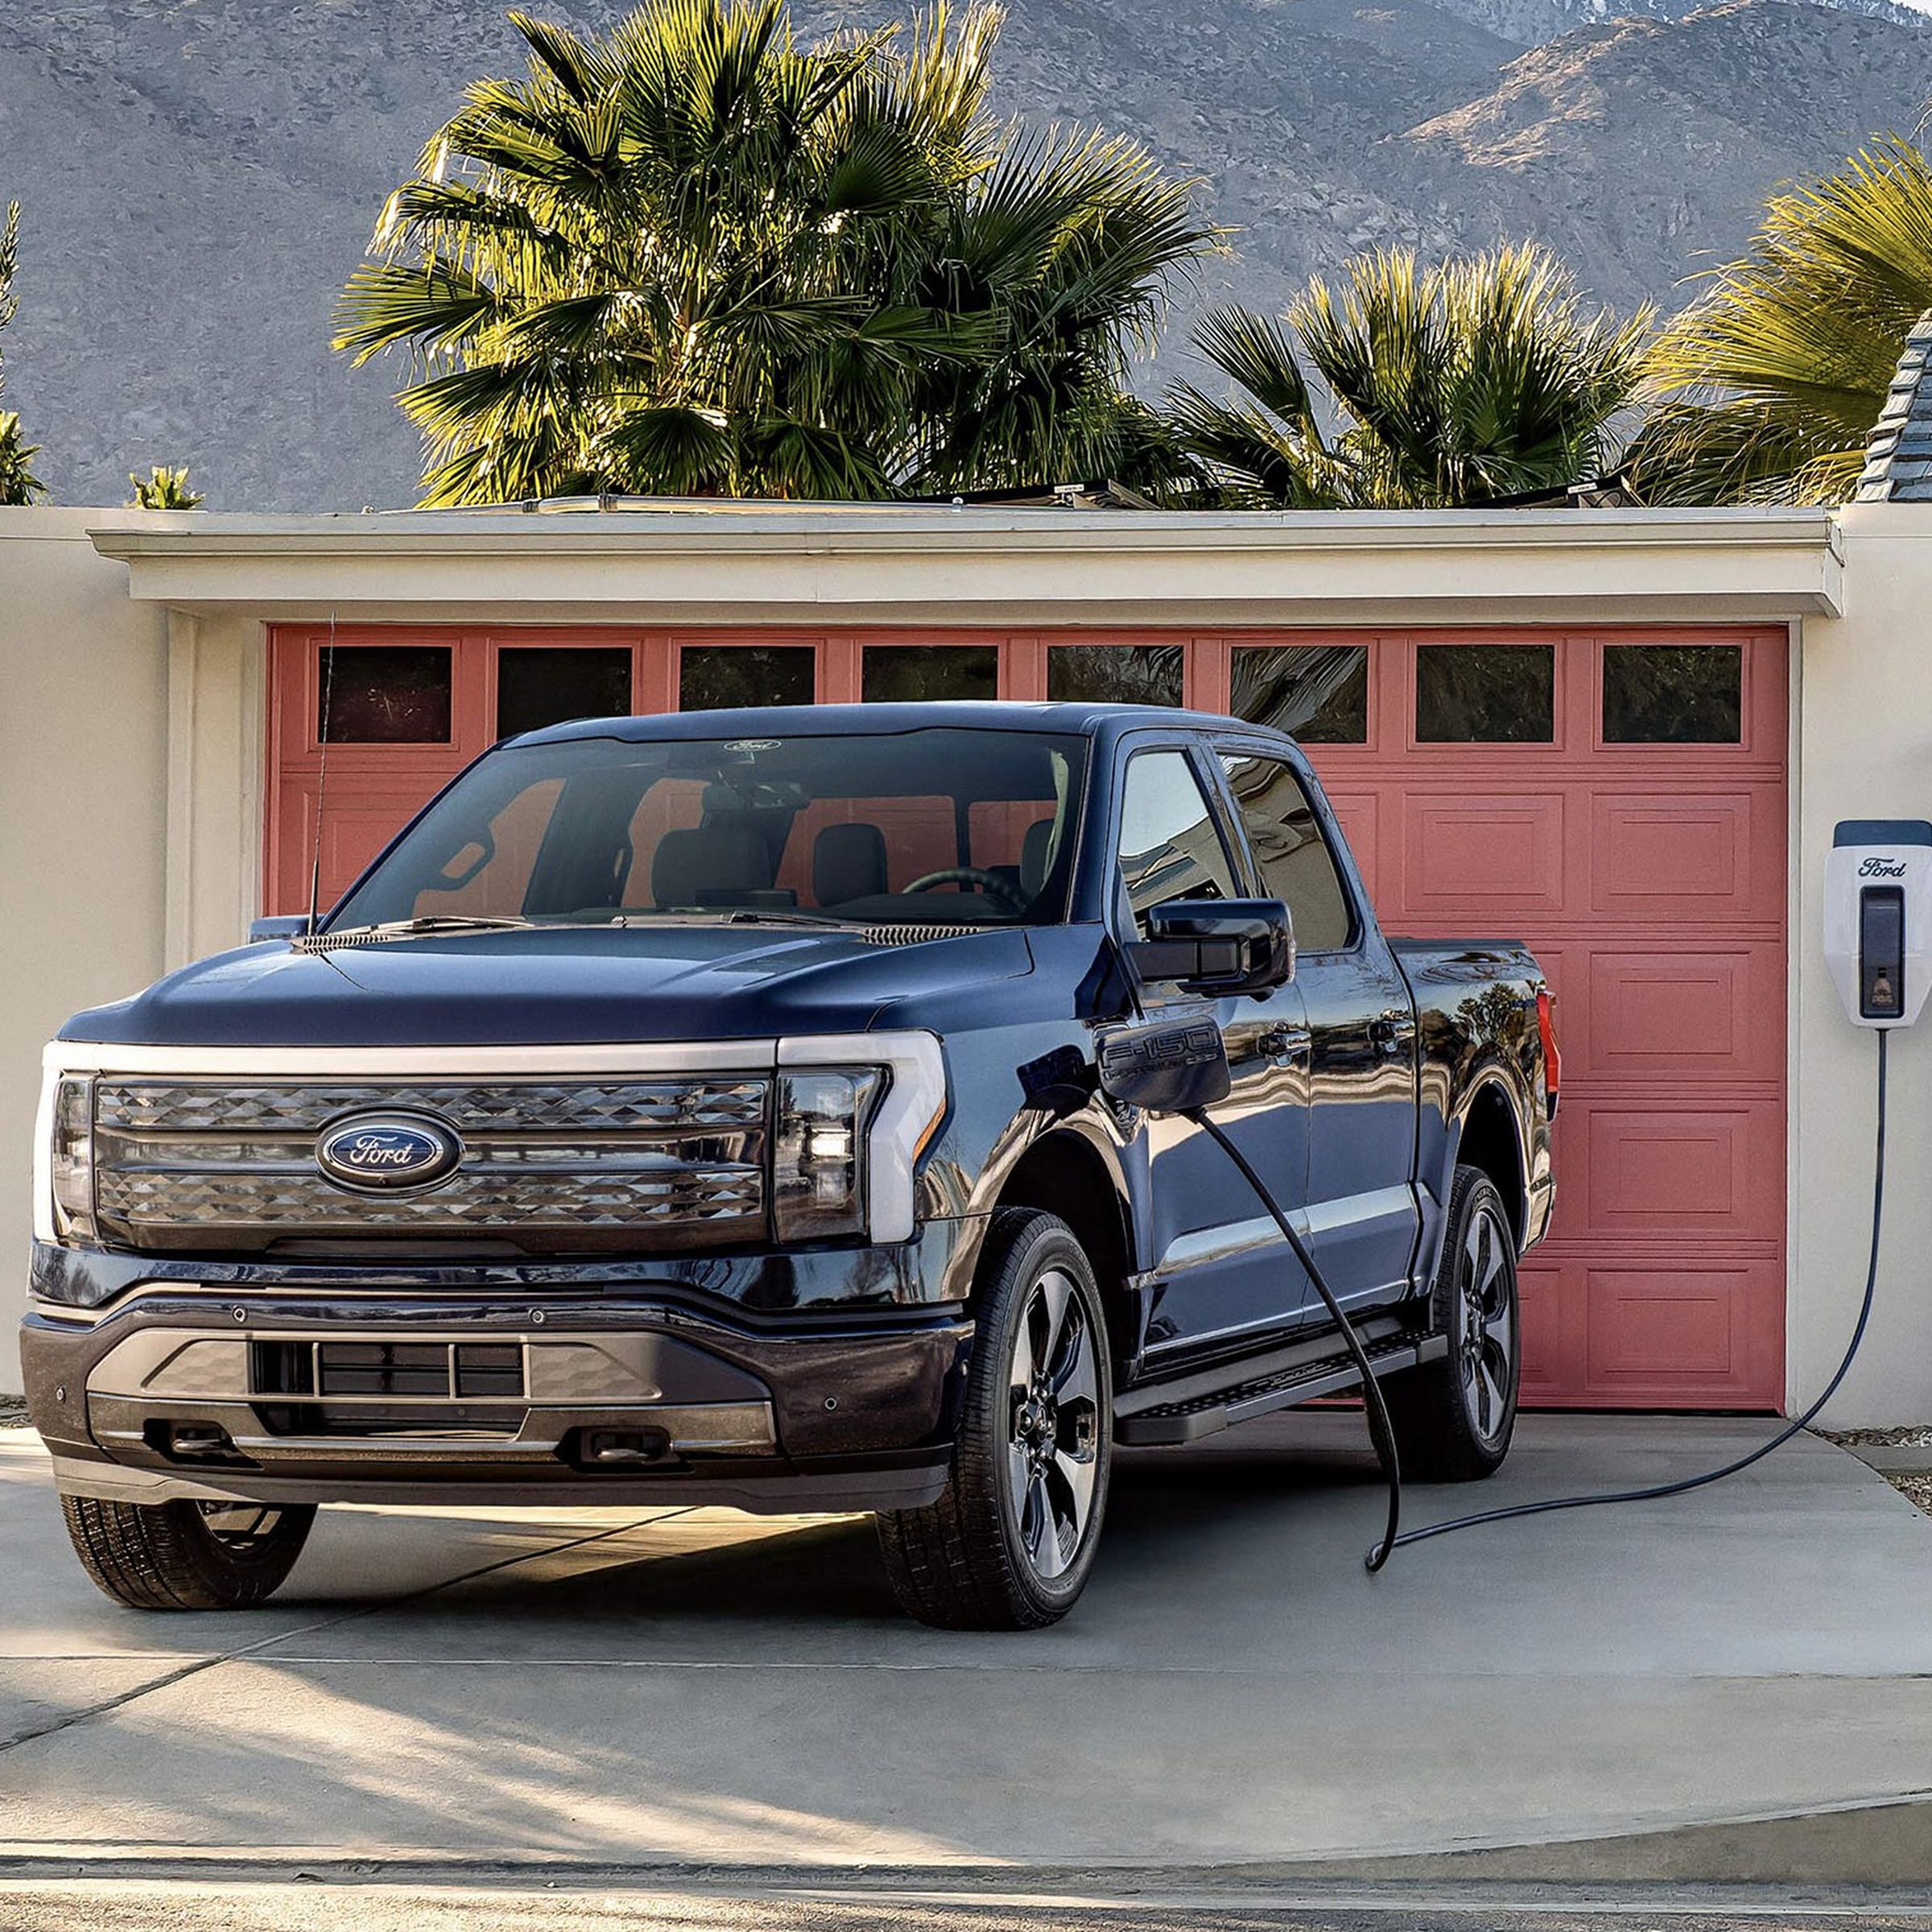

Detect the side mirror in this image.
[248,914,315,943]
[1125,898,1295,997]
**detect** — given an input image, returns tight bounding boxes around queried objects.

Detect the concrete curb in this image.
[4,1796,1930,1891]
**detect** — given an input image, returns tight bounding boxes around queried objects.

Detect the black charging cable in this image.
[1182,1107,1403,1571]
[1391,1027,1890,1553]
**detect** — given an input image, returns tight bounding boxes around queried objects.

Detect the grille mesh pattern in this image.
[96,1080,765,1135]
[92,1077,769,1253]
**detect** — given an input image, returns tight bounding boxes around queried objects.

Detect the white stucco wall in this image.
[1791,502,1932,1426]
[0,510,171,1364]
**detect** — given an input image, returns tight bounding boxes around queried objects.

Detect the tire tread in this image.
[60,1495,314,1612]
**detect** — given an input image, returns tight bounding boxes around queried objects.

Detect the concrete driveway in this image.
[2,1414,1929,1880]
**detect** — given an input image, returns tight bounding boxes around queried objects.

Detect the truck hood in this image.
[59,924,1039,1049]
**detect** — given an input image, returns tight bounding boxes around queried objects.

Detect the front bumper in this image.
[21,1275,972,1513]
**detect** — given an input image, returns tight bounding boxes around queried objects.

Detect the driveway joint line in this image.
[0,1506,696,1756]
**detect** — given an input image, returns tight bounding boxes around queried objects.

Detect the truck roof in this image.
[508,699,1257,749]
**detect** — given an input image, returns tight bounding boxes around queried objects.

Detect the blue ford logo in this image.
[316,1113,463,1192]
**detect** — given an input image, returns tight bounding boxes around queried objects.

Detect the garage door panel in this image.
[1589,791,1781,922]
[1515,1263,1571,1404]
[1317,789,1380,905]
[1575,1100,1781,1239]
[1581,1261,1781,1404]
[1400,792,1566,920]
[275,780,450,913]
[1578,947,1785,1086]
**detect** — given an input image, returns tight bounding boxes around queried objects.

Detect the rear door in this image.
[1108,739,1314,1363]
[1213,740,1421,1317]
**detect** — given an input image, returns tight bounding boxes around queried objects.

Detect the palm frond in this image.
[1637,139,1932,504]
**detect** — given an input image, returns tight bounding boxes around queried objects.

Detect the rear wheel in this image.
[1382,1166,1519,1482]
[60,1495,316,1610]
[877,1209,1112,1629]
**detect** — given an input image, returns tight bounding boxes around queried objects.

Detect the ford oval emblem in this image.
[316,1113,463,1193]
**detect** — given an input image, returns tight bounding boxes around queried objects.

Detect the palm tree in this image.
[1633,140,1932,506]
[0,200,47,507]
[1167,243,1650,510]
[335,0,1215,504]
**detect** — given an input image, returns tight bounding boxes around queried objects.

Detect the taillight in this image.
[1536,989,1561,1118]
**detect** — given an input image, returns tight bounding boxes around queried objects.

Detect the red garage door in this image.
[266,622,1788,1410]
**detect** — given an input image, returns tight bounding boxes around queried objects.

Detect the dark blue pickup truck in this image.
[23,702,1554,1628]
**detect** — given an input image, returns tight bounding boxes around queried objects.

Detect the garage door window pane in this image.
[1231,644,1368,743]
[679,646,815,711]
[864,646,998,703]
[1602,644,1742,744]
[320,646,452,744]
[496,647,634,740]
[1415,644,1554,743]
[1047,644,1184,707]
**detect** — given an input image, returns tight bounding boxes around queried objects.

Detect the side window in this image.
[1115,749,1237,931]
[1220,753,1354,952]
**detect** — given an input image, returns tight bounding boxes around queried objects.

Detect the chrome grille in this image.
[91,1077,769,1254]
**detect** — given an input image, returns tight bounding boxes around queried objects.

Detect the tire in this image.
[59,1495,316,1611]
[1381,1166,1520,1483]
[877,1209,1113,1630]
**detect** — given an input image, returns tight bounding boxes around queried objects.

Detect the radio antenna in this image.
[307,610,339,935]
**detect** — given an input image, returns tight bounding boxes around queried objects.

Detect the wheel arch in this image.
[988,1125,1137,1372]
[1450,1073,1530,1253]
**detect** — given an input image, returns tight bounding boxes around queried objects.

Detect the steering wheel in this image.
[900,866,1030,915]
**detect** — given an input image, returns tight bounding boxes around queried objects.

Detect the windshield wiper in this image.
[719,910,857,930]
[314,914,537,943]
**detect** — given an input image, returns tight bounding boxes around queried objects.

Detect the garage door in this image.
[266,622,1788,1410]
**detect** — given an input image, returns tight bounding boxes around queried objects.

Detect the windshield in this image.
[328,727,1089,931]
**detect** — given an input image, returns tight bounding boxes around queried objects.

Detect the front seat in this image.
[813,823,889,906]
[653,823,774,909]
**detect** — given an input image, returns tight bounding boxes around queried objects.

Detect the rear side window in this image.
[1220,753,1354,952]
[1114,749,1237,931]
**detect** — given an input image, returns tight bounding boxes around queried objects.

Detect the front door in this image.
[1216,743,1422,1317]
[1109,744,1315,1364]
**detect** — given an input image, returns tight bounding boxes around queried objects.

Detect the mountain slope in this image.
[0,0,1929,508]
[1400,0,1932,316]
[1429,0,1922,46]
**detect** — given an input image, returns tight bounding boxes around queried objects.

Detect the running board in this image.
[1115,1331,1449,1446]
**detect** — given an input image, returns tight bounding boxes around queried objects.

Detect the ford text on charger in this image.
[23,702,1554,1628]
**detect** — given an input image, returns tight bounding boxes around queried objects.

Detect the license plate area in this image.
[250,1339,527,1402]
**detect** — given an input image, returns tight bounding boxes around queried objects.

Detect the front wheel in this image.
[877,1209,1113,1629]
[60,1495,316,1610]
[1382,1166,1520,1482]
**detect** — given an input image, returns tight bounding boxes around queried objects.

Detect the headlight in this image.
[774,1032,947,1245]
[47,1075,98,1245]
[772,1069,881,1242]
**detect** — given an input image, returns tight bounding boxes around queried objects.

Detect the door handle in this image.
[1368,1013,1415,1055]
[1257,1023,1310,1065]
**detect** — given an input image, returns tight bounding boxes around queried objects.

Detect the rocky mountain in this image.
[1430,0,1922,47]
[2,0,1930,509]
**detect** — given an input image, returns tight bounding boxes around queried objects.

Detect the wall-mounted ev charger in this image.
[1824,819,1932,1028]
